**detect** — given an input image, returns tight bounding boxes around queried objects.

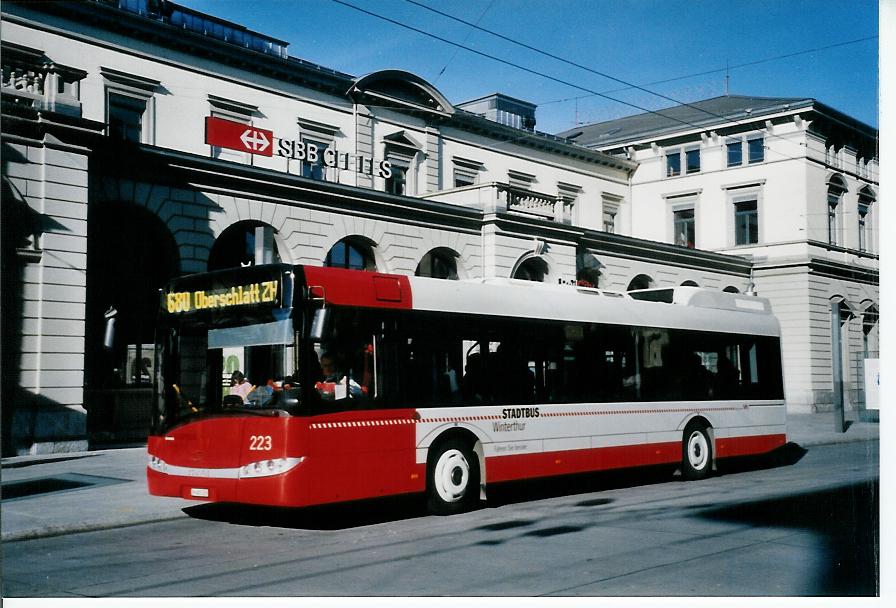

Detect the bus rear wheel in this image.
[682,422,712,480]
[426,438,480,515]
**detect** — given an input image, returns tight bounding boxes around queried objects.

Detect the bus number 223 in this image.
[249,435,272,451]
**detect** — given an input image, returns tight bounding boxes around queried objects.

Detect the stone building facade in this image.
[561,95,880,414]
[4,0,760,454]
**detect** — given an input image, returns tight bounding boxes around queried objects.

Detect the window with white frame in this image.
[208,95,257,164]
[748,136,764,164]
[298,118,340,181]
[453,168,476,188]
[733,199,759,246]
[665,145,700,177]
[827,192,840,245]
[385,152,411,195]
[508,169,536,190]
[665,149,681,177]
[667,194,697,249]
[101,67,160,144]
[726,134,764,167]
[558,182,582,220]
[826,175,847,246]
[108,93,147,142]
[382,132,421,196]
[685,146,701,173]
[602,195,621,234]
[301,136,330,181]
[452,157,483,188]
[674,208,696,248]
[726,138,743,167]
[858,187,875,252]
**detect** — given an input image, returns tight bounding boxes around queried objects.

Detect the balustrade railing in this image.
[1,43,85,117]
[422,181,572,224]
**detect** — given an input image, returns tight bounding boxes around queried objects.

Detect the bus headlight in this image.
[238,457,305,479]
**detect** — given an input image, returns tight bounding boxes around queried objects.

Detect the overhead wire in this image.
[535,36,878,107]
[331,0,876,165]
[328,0,699,132]
[397,0,877,161]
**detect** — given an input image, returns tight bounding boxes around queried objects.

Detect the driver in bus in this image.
[315,352,365,400]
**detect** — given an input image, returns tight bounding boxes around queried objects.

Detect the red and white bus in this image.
[147,264,786,514]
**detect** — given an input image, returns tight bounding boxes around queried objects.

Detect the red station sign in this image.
[205,116,274,156]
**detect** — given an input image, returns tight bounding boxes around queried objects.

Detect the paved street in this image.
[2,436,879,597]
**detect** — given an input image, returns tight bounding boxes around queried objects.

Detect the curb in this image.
[1,513,188,543]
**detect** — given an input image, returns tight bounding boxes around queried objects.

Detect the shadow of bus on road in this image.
[181,443,807,531]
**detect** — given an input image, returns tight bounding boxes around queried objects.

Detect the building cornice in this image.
[580,231,752,276]
[3,1,356,96]
[4,1,635,175]
[98,144,486,234]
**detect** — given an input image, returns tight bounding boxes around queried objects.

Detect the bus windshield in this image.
[154,317,300,429]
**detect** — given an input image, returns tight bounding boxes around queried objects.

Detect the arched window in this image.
[513,257,548,282]
[826,174,847,246]
[862,305,879,357]
[858,186,875,253]
[416,248,459,280]
[681,280,699,287]
[627,274,655,290]
[208,221,282,271]
[722,286,741,293]
[325,237,377,271]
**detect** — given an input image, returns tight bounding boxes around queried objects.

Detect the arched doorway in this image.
[627,274,655,290]
[416,248,460,280]
[208,220,283,271]
[324,236,378,271]
[85,203,179,443]
[513,256,548,282]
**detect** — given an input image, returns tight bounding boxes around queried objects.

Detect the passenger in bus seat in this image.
[229,371,254,402]
[461,351,487,402]
[496,343,536,404]
[714,355,740,399]
[246,382,274,407]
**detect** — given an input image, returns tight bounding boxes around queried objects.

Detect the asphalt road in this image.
[3,440,879,597]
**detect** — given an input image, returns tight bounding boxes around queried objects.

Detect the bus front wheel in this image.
[682,422,712,481]
[426,438,480,515]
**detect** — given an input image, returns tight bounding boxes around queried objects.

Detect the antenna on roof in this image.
[725,59,730,96]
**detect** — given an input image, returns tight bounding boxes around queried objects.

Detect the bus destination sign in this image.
[165,280,280,314]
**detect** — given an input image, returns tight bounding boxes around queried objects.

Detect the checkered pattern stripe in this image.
[307,406,746,429]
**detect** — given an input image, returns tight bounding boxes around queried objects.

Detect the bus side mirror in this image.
[103,306,117,350]
[309,308,330,342]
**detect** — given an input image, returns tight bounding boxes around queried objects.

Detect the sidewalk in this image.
[0,412,879,542]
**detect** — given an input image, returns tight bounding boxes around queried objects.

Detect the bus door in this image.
[302,309,422,502]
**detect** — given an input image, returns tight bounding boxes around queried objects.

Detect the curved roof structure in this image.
[348,69,454,118]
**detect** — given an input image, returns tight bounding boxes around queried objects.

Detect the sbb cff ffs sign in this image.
[204,115,392,178]
[205,116,273,156]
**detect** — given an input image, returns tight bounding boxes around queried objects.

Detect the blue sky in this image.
[179,0,879,133]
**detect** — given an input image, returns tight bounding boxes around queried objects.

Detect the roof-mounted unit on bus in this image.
[628,286,771,314]
[471,277,628,298]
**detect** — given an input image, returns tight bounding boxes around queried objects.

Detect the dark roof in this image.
[4,0,635,171]
[558,95,815,148]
